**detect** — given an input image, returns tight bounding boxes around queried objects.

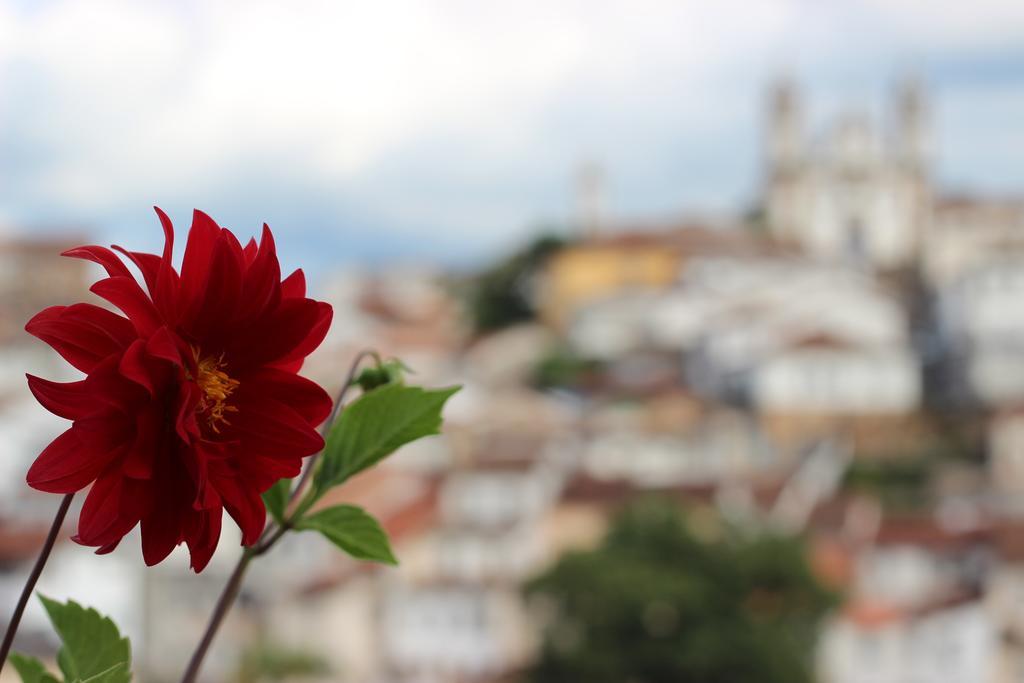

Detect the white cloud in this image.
[858,0,1024,48]
[0,0,1021,258]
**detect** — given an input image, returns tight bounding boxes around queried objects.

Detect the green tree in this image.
[468,233,566,333]
[532,344,604,390]
[525,500,837,683]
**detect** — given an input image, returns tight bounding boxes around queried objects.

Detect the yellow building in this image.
[540,227,761,329]
[540,234,680,329]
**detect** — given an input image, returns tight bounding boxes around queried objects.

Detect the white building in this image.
[819,598,997,683]
[937,259,1024,405]
[674,255,920,413]
[764,79,930,271]
[579,412,776,487]
[752,337,920,415]
[925,199,1024,288]
[381,583,530,681]
[566,253,918,413]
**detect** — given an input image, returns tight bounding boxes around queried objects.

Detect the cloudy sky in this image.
[0,0,1022,273]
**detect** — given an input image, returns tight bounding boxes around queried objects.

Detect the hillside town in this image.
[1,78,1023,682]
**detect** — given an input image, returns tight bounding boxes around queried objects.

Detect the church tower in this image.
[761,77,932,270]
[767,78,802,171]
[894,77,931,265]
[895,77,929,170]
[765,78,804,241]
[575,161,606,240]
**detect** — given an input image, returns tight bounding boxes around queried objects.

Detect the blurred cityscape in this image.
[1,76,1024,682]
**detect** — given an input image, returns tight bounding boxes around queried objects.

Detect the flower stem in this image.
[0,493,74,670]
[288,348,378,506]
[179,548,254,683]
[179,350,378,683]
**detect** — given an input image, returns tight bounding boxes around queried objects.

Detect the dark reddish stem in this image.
[0,493,74,671]
[180,350,378,683]
[179,549,254,683]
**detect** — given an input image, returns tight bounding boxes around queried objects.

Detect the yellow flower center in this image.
[195,351,239,433]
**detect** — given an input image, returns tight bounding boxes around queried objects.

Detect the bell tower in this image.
[575,161,606,240]
[765,78,804,242]
[894,77,931,266]
[895,77,929,170]
[767,78,802,171]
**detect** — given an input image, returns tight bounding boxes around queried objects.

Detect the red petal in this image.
[239,368,332,427]
[62,245,132,279]
[273,302,332,369]
[274,358,304,373]
[181,232,245,339]
[280,268,306,299]
[140,440,198,565]
[78,357,148,413]
[229,397,325,459]
[226,297,324,369]
[73,414,134,449]
[26,375,93,420]
[146,326,185,366]
[118,339,156,395]
[90,277,162,336]
[152,207,181,324]
[76,470,140,546]
[242,238,258,265]
[140,515,179,566]
[239,454,303,491]
[213,476,265,546]
[112,246,160,294]
[235,225,281,323]
[179,209,221,315]
[121,404,165,480]
[174,382,201,443]
[140,489,190,567]
[185,442,222,512]
[26,304,136,373]
[95,539,122,555]
[184,507,223,572]
[27,428,123,494]
[154,206,175,263]
[122,445,154,481]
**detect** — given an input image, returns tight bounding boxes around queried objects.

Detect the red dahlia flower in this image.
[25,209,333,572]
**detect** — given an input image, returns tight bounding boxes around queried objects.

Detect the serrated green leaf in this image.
[295,505,397,565]
[313,384,459,495]
[9,653,60,683]
[262,478,291,525]
[38,595,131,683]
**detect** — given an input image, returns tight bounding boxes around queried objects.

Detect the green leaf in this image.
[80,663,130,683]
[295,505,397,565]
[9,654,60,683]
[38,595,131,683]
[313,384,459,495]
[262,478,291,525]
